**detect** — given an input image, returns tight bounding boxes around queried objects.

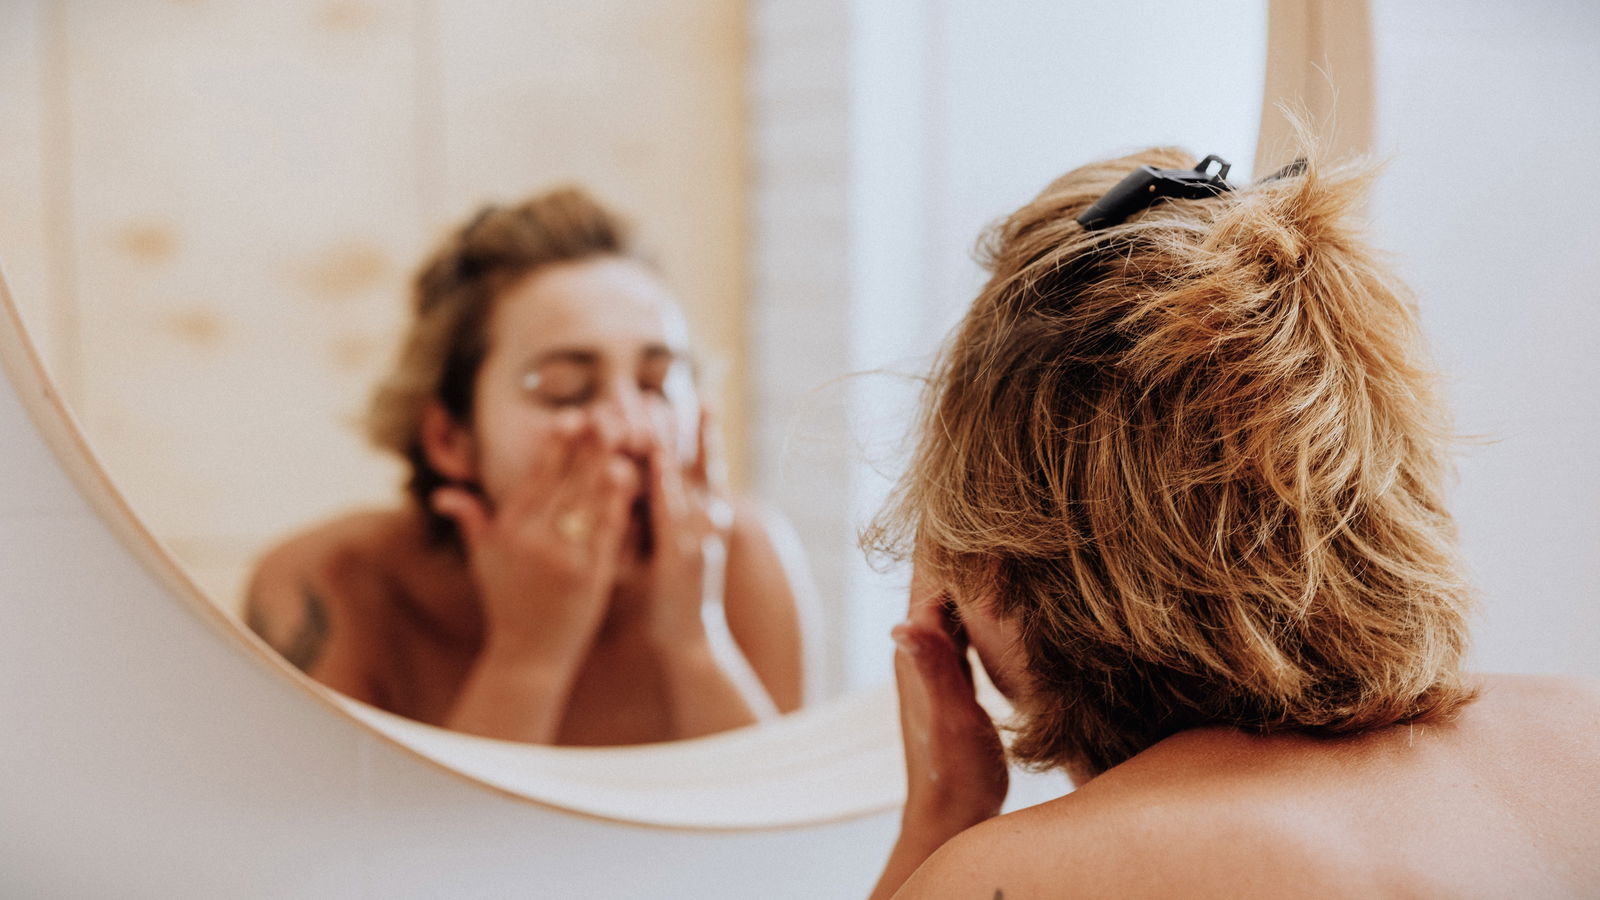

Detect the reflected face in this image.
[453,256,698,507]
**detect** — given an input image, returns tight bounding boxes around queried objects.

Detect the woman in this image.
[246,188,813,746]
[868,149,1600,897]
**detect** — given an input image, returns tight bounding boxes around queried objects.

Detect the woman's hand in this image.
[432,420,638,668]
[618,406,777,737]
[631,406,734,650]
[433,420,642,742]
[893,569,1009,838]
[871,568,1009,899]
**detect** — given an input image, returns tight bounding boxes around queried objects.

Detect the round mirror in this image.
[0,0,1288,825]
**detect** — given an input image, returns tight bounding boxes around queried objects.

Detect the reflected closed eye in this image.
[523,362,596,406]
[638,354,686,398]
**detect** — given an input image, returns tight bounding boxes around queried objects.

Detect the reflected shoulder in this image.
[258,507,415,556]
[726,497,815,595]
[726,495,781,543]
[249,508,421,593]
[243,507,412,682]
[722,496,817,714]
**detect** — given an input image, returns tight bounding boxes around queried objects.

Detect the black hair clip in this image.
[1267,157,1308,180]
[1076,154,1234,231]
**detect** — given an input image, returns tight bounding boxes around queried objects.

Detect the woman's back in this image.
[905,674,1600,898]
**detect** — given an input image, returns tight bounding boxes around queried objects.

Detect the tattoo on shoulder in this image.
[245,581,332,673]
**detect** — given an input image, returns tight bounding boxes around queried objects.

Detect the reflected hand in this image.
[431,421,638,664]
[632,406,733,649]
[891,567,1009,843]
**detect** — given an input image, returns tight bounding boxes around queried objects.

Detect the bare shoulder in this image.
[891,802,1097,899]
[247,508,407,605]
[891,783,1189,898]
[1476,671,1600,708]
[724,497,804,566]
[1469,671,1600,767]
[899,775,1355,900]
[244,509,414,690]
[251,509,402,572]
[891,793,1189,899]
[721,497,819,713]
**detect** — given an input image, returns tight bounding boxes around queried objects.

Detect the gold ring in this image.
[555,510,593,543]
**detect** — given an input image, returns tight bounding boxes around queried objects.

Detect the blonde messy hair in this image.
[867,148,1477,777]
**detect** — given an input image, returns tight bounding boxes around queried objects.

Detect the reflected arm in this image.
[655,500,817,739]
[441,636,587,743]
[722,500,815,713]
[656,637,770,740]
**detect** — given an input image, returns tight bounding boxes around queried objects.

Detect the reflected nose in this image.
[591,384,657,459]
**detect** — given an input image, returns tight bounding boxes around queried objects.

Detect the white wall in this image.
[1369,0,1600,677]
[750,0,1269,693]
[846,0,1270,689]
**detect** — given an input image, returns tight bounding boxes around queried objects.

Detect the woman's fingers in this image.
[588,454,641,556]
[690,407,709,483]
[892,616,1010,829]
[907,568,963,642]
[542,423,641,557]
[600,457,639,522]
[685,407,736,536]
[899,567,984,740]
[893,622,979,713]
[494,413,587,523]
[550,408,596,480]
[648,444,693,546]
[540,415,624,506]
[691,406,729,490]
[908,564,972,664]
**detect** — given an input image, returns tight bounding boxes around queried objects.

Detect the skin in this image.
[246,257,813,745]
[871,571,1600,898]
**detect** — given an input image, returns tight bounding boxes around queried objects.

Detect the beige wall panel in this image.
[0,0,54,377]
[37,1,752,613]
[433,0,752,485]
[1257,0,1375,171]
[62,1,422,608]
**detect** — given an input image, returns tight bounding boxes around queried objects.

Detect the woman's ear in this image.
[421,401,476,483]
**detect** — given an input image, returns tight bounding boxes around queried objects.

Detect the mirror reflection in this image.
[244,189,810,744]
[0,1,1267,749]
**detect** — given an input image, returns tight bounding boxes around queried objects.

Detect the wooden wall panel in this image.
[58,1,423,607]
[6,1,751,614]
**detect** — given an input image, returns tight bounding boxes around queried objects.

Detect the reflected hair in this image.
[865,145,1477,778]
[366,186,640,543]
